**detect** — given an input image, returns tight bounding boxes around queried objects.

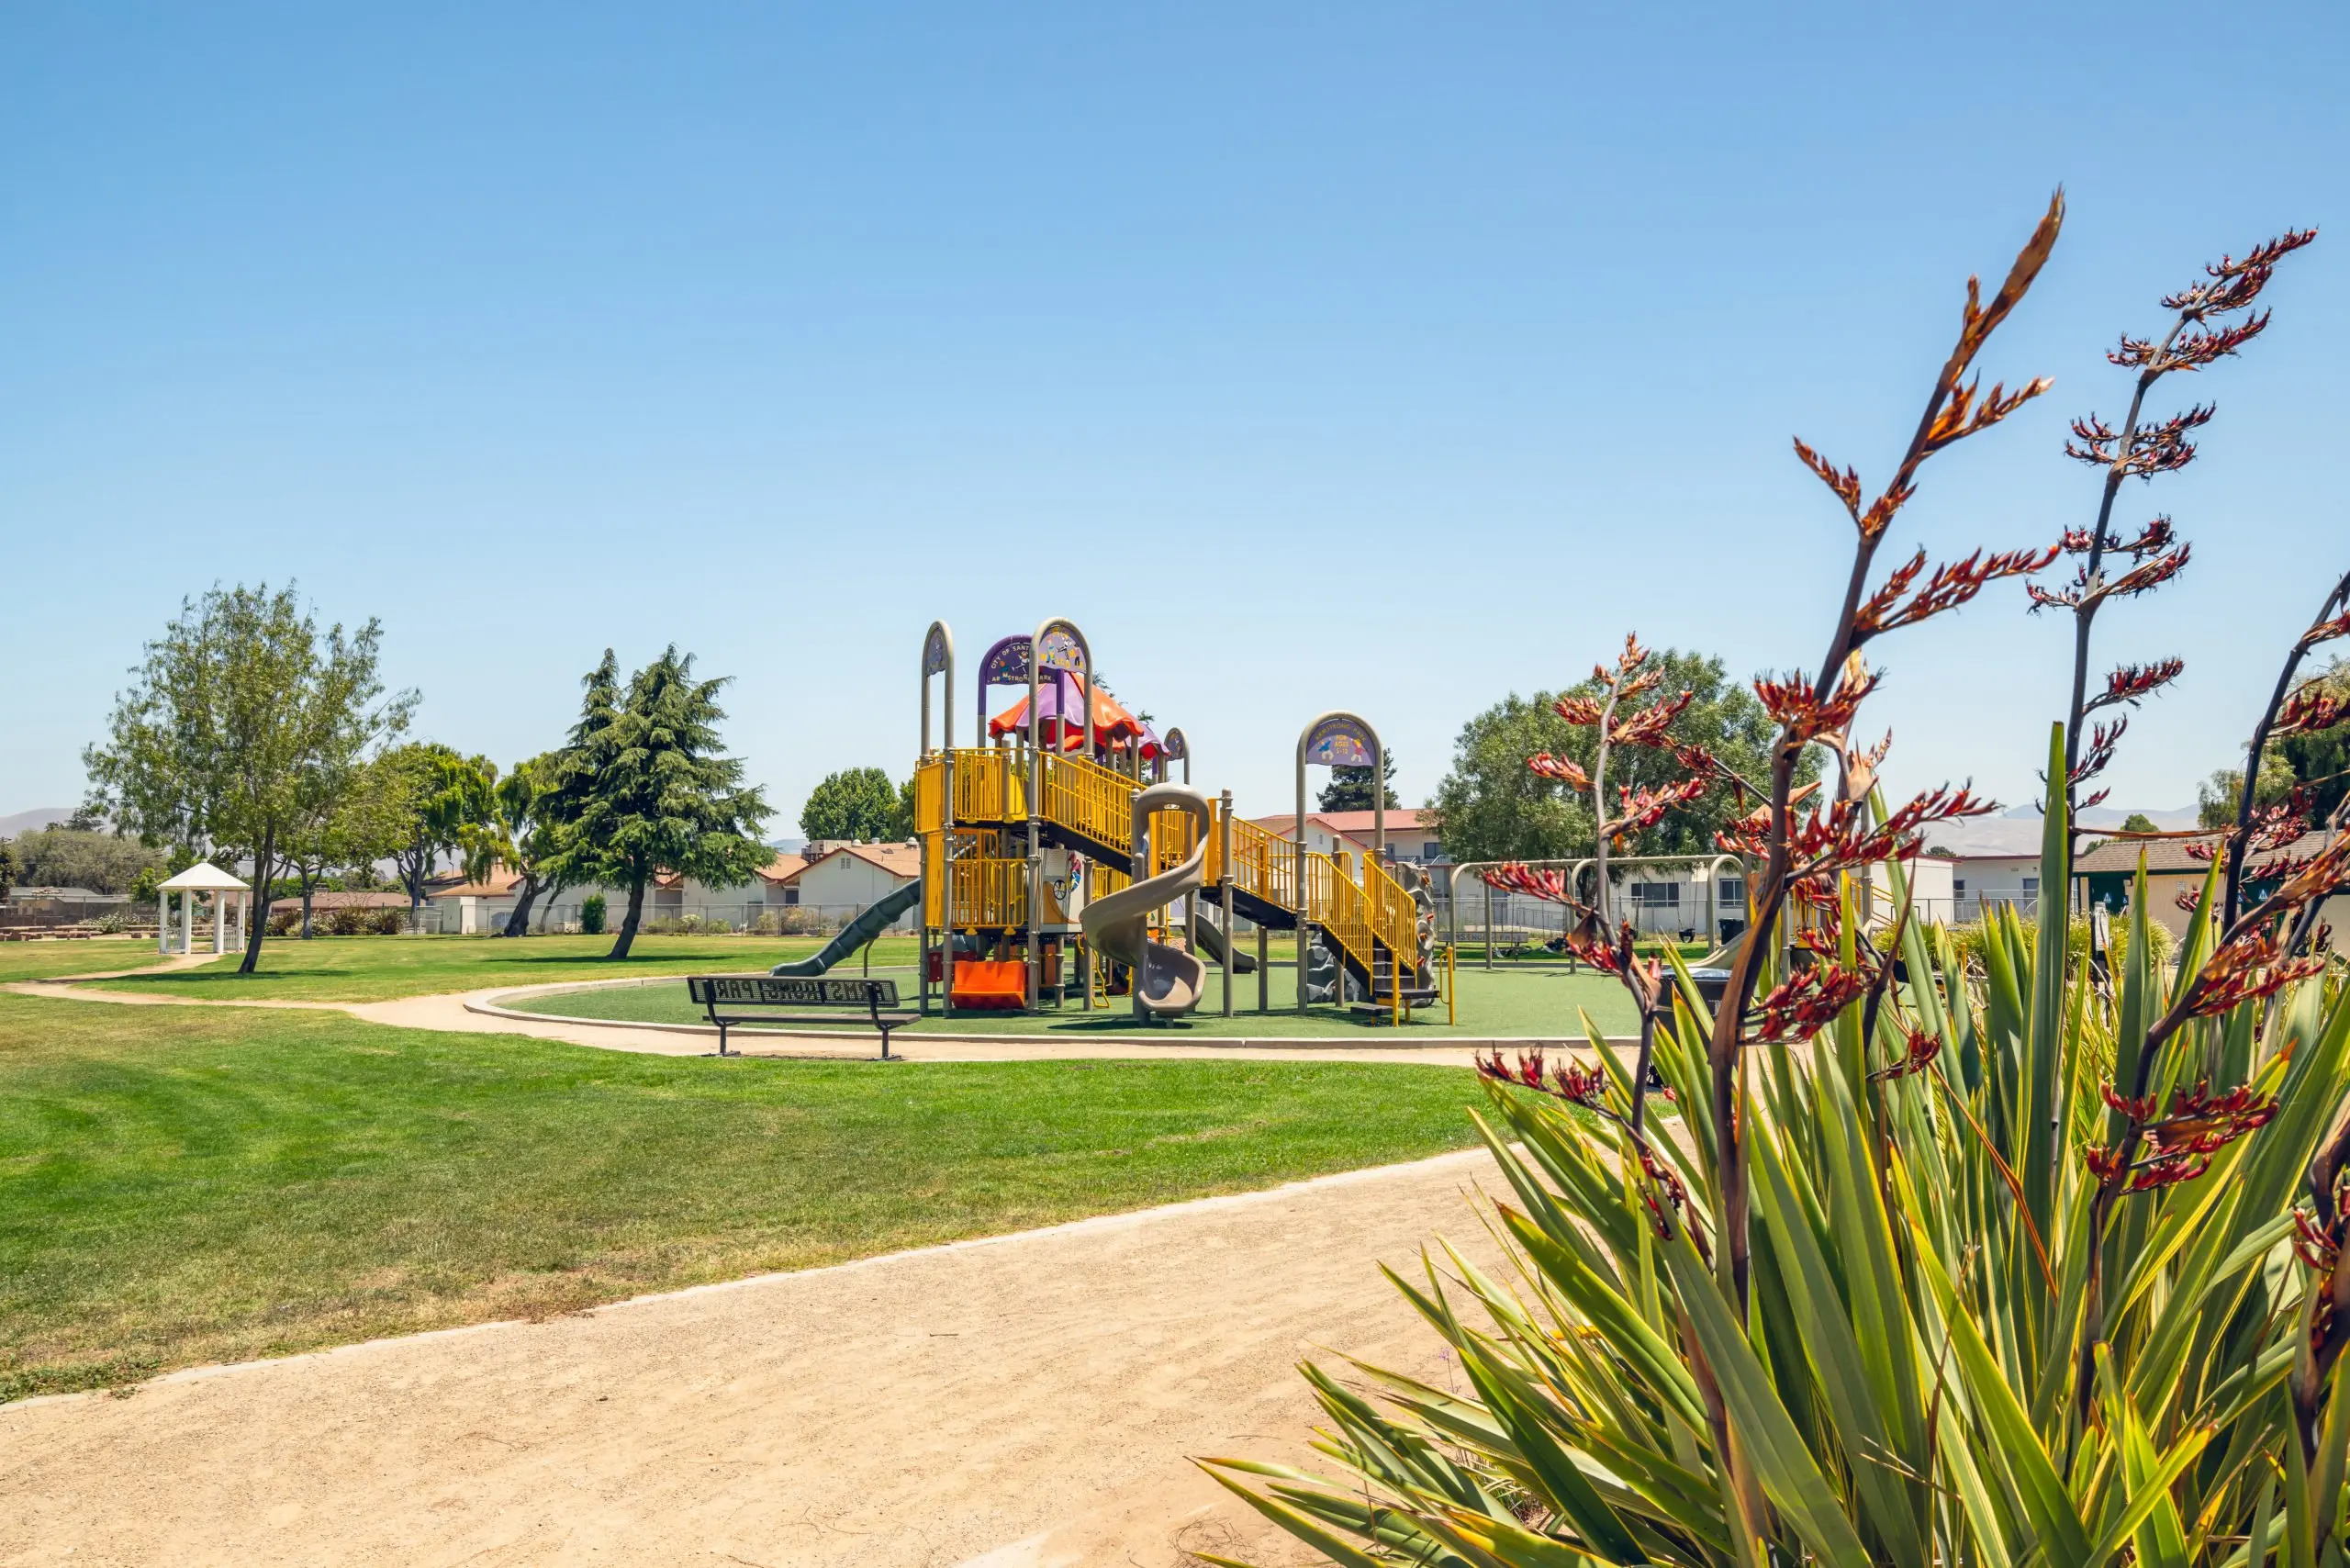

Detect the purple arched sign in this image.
[1302,714,1376,768]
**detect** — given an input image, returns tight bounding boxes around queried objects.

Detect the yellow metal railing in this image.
[914,755,948,834]
[922,831,947,924]
[1210,813,1301,913]
[1360,854,1426,981]
[1035,751,1136,854]
[1307,850,1377,982]
[922,748,1166,857]
[946,857,1030,929]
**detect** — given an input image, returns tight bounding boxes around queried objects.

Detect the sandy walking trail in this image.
[1,1148,1500,1568]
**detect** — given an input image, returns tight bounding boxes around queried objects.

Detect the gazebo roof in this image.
[157,861,251,892]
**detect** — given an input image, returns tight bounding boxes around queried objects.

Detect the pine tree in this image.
[543,647,770,958]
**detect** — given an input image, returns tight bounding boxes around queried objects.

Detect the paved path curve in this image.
[7,962,1515,1067]
[1,1150,1501,1568]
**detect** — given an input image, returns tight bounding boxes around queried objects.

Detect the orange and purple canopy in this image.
[989,671,1161,756]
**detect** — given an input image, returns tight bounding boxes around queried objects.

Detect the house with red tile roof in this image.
[768,841,922,929]
[1245,808,1449,867]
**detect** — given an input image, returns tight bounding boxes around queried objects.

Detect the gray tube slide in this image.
[770,878,924,977]
[1191,911,1258,974]
[1080,783,1212,1016]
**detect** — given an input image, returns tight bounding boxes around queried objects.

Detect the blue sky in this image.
[4,3,2344,831]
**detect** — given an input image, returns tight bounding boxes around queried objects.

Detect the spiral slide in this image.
[1079,783,1212,1016]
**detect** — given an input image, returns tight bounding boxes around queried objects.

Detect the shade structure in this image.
[156,862,250,893]
[989,672,1160,757]
[154,861,252,958]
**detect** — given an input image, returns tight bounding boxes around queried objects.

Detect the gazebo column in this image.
[182,890,195,955]
[158,892,170,955]
[213,892,225,955]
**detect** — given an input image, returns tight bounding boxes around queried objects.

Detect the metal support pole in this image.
[1130,799,1147,1022]
[1219,790,1234,1017]
[1257,922,1269,1013]
[1483,878,1494,970]
[1024,634,1042,1014]
[1295,748,1309,1014]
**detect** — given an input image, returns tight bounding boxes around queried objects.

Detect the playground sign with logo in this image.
[1303,714,1377,768]
[979,628,1088,686]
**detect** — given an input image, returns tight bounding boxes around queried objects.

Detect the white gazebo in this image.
[156,863,252,956]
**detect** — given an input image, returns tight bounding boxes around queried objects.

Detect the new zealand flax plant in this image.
[1203,197,2350,1568]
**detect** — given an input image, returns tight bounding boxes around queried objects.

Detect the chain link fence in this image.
[0,896,153,937]
[1426,890,2044,958]
[402,902,910,937]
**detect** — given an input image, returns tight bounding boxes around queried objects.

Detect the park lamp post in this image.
[1293,711,1382,1012]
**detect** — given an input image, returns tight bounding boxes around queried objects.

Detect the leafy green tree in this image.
[2197,766,2294,830]
[544,647,770,958]
[2273,655,2350,825]
[0,838,16,895]
[1427,649,1806,866]
[368,742,493,916]
[800,766,906,842]
[83,584,412,974]
[469,751,568,936]
[3,826,163,894]
[2117,812,2160,834]
[1318,755,1401,812]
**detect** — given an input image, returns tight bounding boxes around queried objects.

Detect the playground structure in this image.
[888,617,1447,1023]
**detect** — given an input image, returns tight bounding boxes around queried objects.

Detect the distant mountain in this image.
[1933,804,2200,857]
[1999,802,2199,831]
[0,808,78,839]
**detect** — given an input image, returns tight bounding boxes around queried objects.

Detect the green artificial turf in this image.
[0,991,1489,1404]
[79,932,923,1002]
[505,960,1642,1037]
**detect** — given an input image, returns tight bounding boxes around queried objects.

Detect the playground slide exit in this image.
[1190,911,1258,974]
[768,878,924,977]
[1080,783,1211,1016]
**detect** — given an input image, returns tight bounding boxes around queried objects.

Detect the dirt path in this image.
[1,1149,1500,1567]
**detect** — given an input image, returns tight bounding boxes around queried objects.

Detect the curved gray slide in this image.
[1190,911,1258,974]
[769,878,924,977]
[1080,783,1211,1016]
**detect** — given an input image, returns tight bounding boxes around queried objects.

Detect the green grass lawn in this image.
[0,937,182,983]
[0,991,1490,1404]
[77,932,923,1002]
[507,960,1641,1037]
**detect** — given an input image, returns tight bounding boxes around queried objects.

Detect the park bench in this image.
[683,974,917,1058]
